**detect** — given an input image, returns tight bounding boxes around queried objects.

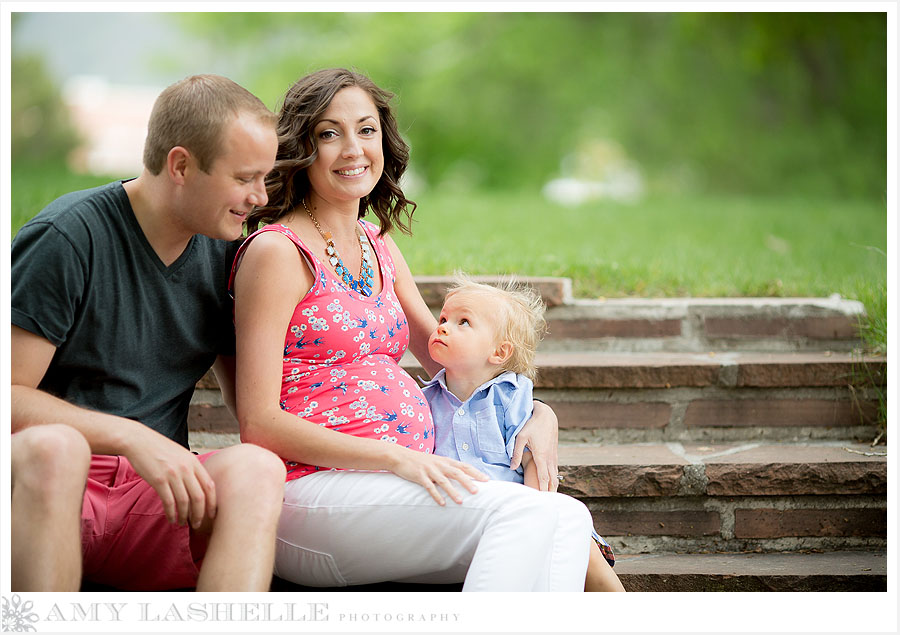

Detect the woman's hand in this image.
[510,401,560,492]
[386,445,489,506]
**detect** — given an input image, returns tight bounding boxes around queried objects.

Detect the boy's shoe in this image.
[592,529,615,567]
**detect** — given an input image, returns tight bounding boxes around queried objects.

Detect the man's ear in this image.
[166,146,191,185]
[489,341,514,366]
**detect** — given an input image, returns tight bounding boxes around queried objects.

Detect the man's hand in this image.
[123,427,217,528]
[510,401,559,492]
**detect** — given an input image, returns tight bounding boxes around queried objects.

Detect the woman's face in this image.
[307,86,384,209]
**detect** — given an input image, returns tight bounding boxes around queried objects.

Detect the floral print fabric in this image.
[230,222,435,481]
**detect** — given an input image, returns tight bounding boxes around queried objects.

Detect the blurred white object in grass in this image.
[543,138,644,205]
[63,76,159,177]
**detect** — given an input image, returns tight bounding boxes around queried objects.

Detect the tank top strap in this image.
[359,220,398,285]
[228,224,321,295]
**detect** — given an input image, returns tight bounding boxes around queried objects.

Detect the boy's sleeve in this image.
[502,376,535,461]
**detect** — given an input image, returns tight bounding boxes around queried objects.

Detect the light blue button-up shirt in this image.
[421,369,533,483]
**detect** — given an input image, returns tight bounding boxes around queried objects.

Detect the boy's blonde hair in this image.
[444,273,547,382]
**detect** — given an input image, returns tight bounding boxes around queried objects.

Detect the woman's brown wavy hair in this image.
[247,68,416,235]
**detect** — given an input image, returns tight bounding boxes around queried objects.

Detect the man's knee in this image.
[13,425,91,483]
[207,444,286,502]
[12,425,90,502]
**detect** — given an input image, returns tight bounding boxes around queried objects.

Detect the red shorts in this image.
[81,452,217,591]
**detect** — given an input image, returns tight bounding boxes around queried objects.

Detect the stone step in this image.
[414,277,865,351]
[267,550,887,592]
[556,441,886,553]
[612,550,887,591]
[191,351,884,443]
[403,351,885,443]
[188,433,886,552]
[415,275,572,308]
[540,296,865,352]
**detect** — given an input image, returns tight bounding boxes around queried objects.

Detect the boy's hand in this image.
[510,401,559,492]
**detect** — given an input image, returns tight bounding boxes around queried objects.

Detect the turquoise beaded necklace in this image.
[302,199,375,297]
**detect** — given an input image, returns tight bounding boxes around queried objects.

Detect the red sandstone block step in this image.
[557,442,886,498]
[414,275,571,308]
[614,550,886,591]
[543,299,863,346]
[196,350,884,392]
[269,550,887,591]
[400,351,885,390]
[402,351,885,433]
[558,442,886,551]
[192,351,884,436]
[414,278,864,348]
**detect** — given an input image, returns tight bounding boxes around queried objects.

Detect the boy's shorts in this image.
[592,529,616,567]
[81,451,217,591]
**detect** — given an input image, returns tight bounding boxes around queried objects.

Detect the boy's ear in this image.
[489,341,514,366]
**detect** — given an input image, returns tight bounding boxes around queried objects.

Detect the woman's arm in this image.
[233,231,487,505]
[510,401,560,492]
[383,234,441,377]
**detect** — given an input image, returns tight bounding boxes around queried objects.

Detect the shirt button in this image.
[457,408,465,416]
[462,443,470,451]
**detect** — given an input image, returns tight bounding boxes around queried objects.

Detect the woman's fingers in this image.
[421,478,446,506]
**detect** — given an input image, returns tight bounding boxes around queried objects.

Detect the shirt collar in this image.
[420,369,521,396]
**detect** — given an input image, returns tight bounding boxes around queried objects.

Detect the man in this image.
[10,75,286,591]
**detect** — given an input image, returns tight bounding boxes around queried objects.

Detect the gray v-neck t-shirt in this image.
[11,180,237,448]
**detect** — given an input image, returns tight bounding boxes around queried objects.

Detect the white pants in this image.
[275,470,592,591]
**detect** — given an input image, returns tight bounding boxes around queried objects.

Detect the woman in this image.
[230,68,592,590]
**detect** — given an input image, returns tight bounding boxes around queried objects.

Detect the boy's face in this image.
[178,112,278,241]
[428,291,503,375]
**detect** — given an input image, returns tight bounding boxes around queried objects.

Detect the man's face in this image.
[180,113,278,241]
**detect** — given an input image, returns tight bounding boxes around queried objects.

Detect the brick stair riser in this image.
[415,277,866,352]
[581,494,887,555]
[189,387,882,444]
[188,426,887,552]
[557,448,886,552]
[617,573,886,592]
[544,385,881,443]
[401,354,883,442]
[541,309,863,353]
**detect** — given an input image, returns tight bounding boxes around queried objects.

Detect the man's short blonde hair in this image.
[444,273,547,382]
[143,74,277,175]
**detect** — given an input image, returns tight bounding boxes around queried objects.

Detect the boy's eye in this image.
[237,176,253,184]
[438,316,447,324]
[459,318,470,326]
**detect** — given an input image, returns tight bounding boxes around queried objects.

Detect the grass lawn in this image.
[395,187,887,303]
[12,163,886,310]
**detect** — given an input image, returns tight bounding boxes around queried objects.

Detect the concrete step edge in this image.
[188,433,887,497]
[613,550,886,591]
[196,351,885,391]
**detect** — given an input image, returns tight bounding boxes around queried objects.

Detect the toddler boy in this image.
[422,274,624,592]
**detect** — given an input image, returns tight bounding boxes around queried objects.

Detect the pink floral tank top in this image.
[230,221,435,481]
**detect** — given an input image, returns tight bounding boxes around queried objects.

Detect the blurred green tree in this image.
[170,12,886,199]
[11,49,80,163]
